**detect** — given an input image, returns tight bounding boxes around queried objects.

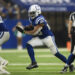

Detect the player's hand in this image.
[68,33,71,39]
[16,25,24,33]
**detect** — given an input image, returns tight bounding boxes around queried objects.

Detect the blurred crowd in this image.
[0,0,71,48]
[0,0,28,19]
[0,0,27,50]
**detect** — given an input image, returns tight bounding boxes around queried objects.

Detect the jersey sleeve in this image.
[35,17,46,25]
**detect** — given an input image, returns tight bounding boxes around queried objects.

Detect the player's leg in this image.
[61,34,75,73]
[61,54,75,73]
[0,32,10,46]
[0,32,10,66]
[17,31,23,50]
[67,35,75,66]
[42,36,67,63]
[26,37,41,69]
[0,32,10,74]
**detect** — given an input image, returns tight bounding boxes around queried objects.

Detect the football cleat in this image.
[61,66,68,73]
[2,60,8,68]
[0,68,10,74]
[69,64,74,72]
[26,62,38,70]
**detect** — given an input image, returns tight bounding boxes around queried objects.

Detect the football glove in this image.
[16,26,24,33]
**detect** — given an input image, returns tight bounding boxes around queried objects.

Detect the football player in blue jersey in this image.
[16,4,73,70]
[0,16,10,74]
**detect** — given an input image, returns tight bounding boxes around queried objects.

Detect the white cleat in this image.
[0,69,10,74]
[0,58,10,74]
[2,60,8,68]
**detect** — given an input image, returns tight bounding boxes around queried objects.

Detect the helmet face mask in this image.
[29,11,36,19]
[28,4,41,19]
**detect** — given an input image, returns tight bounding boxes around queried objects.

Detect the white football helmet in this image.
[28,4,41,19]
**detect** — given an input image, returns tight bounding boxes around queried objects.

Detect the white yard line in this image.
[8,67,61,69]
[10,71,61,73]
[9,63,75,66]
[9,63,65,66]
[0,48,69,53]
[19,55,55,58]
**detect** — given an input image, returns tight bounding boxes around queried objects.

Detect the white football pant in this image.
[27,36,58,55]
[0,32,10,46]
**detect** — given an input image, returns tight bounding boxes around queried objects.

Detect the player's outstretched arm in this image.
[16,23,44,35]
[24,24,44,35]
[16,25,34,33]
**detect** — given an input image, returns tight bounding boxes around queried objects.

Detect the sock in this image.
[55,52,67,63]
[65,64,69,67]
[66,53,75,65]
[26,44,36,63]
[18,45,23,50]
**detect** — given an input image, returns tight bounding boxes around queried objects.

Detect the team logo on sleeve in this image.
[35,17,44,24]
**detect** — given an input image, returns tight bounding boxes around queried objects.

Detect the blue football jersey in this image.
[0,16,8,31]
[29,15,54,39]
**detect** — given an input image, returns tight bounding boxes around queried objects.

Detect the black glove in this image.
[16,26,24,33]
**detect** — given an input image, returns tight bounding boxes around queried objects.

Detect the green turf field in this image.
[0,48,75,75]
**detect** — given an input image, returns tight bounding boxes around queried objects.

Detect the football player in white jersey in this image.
[0,16,10,74]
[16,4,73,70]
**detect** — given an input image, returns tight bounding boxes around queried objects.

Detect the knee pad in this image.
[50,49,57,55]
[49,46,58,55]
